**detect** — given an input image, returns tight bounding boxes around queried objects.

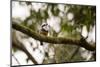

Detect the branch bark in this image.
[12,22,96,51]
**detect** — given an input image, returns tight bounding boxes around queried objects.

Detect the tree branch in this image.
[69,46,80,60]
[12,39,38,64]
[12,54,20,64]
[12,22,96,51]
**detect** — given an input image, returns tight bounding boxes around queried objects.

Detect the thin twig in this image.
[69,46,80,60]
[12,54,20,64]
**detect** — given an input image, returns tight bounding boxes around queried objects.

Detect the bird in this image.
[39,23,50,45]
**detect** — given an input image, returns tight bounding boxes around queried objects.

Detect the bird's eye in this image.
[42,23,48,27]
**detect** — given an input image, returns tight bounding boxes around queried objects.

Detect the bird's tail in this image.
[40,41,43,45]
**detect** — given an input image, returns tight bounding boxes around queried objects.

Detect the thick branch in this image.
[12,22,96,51]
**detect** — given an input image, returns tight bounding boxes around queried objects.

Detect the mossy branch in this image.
[12,22,96,51]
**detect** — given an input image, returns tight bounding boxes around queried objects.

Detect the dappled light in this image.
[12,1,96,66]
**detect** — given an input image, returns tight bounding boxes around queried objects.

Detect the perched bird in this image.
[39,23,50,45]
